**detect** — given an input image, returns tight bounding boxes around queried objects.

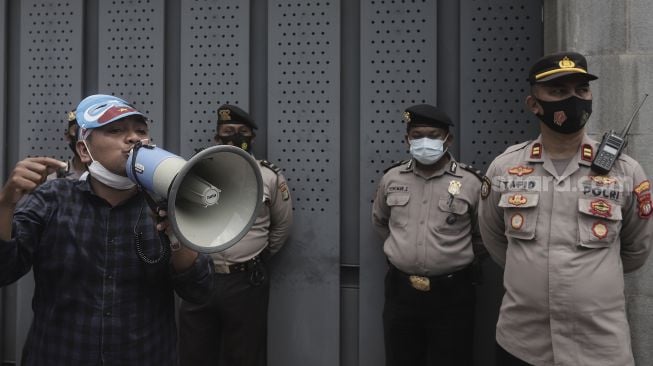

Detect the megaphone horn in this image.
[126,142,263,253]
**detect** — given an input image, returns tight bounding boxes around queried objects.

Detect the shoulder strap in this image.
[383,159,409,174]
[260,160,281,175]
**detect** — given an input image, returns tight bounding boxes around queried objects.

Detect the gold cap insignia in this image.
[67,110,76,122]
[559,56,576,69]
[218,109,231,121]
[402,111,411,123]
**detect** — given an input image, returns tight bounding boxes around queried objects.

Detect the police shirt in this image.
[372,154,483,276]
[478,135,652,366]
[211,160,293,273]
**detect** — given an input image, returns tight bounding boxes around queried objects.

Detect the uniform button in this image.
[420,220,424,224]
[107,275,113,280]
[422,200,427,204]
[104,311,111,317]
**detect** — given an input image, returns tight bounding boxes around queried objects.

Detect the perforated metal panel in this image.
[179,0,250,157]
[18,0,83,160]
[460,0,542,170]
[98,0,165,143]
[359,1,437,365]
[267,1,341,365]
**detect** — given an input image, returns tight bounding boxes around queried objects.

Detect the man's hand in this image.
[156,209,199,272]
[0,157,66,206]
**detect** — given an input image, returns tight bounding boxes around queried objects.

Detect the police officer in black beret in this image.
[178,104,293,366]
[372,104,486,366]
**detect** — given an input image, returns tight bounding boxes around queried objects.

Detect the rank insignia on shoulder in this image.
[582,144,593,161]
[279,181,290,201]
[260,160,281,174]
[481,176,492,199]
[530,143,542,159]
[508,166,534,177]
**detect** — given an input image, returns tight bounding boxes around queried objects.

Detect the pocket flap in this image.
[578,198,622,220]
[386,193,409,206]
[499,192,539,208]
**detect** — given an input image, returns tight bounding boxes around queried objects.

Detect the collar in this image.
[401,153,462,178]
[525,134,597,167]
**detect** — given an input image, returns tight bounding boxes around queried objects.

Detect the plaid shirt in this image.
[0,178,213,366]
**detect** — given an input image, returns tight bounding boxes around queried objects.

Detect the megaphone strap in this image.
[133,199,171,265]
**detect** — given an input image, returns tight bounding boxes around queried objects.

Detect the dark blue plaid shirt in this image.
[0,178,213,366]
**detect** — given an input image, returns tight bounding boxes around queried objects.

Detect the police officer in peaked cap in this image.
[479,51,652,365]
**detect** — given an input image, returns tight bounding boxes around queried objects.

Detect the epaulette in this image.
[383,159,409,174]
[458,162,484,182]
[502,140,531,155]
[260,160,281,174]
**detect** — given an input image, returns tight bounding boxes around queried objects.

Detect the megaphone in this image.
[126,142,263,254]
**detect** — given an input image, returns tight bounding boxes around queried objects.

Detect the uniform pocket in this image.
[436,196,469,234]
[386,193,410,227]
[577,198,621,248]
[499,193,539,240]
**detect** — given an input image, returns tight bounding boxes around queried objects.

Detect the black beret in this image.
[402,104,453,129]
[528,51,598,84]
[217,104,258,130]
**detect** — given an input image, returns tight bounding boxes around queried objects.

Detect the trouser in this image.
[178,264,270,366]
[495,343,533,366]
[383,265,475,366]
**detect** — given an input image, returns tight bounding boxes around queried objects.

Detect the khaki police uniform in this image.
[211,160,293,272]
[373,156,483,275]
[479,135,652,366]
[373,153,483,366]
[179,159,292,366]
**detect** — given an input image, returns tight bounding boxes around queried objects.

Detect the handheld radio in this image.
[591,94,649,175]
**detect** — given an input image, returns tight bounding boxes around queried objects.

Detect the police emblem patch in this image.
[591,222,608,239]
[481,176,491,199]
[279,182,290,201]
[510,213,524,230]
[639,200,652,219]
[508,194,528,206]
[448,180,462,196]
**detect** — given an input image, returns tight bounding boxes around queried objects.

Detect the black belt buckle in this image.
[249,261,266,286]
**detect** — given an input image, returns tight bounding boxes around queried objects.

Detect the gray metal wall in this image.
[0,1,542,365]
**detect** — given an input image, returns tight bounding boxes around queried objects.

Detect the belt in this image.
[222,255,264,274]
[389,263,471,291]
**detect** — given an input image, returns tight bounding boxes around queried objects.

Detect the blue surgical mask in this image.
[409,135,448,165]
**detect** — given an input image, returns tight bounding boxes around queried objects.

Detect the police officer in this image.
[478,51,652,366]
[47,109,87,181]
[372,104,485,366]
[178,104,293,366]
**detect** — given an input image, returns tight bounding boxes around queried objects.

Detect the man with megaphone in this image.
[178,104,294,366]
[0,94,214,366]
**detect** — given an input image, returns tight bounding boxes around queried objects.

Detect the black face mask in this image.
[217,133,253,152]
[534,96,592,134]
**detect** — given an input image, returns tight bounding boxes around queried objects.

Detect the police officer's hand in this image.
[0,157,66,206]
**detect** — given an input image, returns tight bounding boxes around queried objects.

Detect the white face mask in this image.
[83,141,136,190]
[409,135,448,165]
